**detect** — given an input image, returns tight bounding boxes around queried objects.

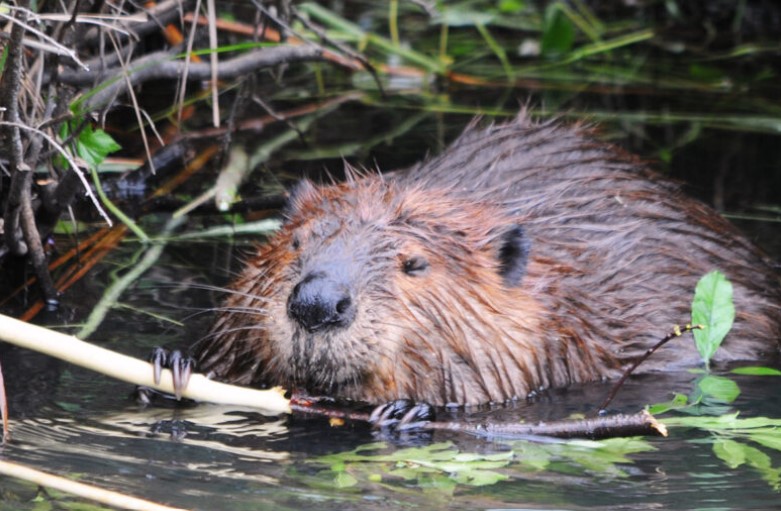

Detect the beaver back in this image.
[198,114,781,406]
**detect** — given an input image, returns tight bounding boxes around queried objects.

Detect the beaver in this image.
[195,114,781,407]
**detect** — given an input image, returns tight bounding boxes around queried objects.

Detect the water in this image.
[3,351,780,509]
[1,230,780,510]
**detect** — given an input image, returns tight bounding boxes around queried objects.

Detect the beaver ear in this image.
[285,179,318,216]
[496,225,531,287]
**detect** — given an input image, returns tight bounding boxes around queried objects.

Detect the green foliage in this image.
[647,375,738,417]
[646,392,689,415]
[75,124,122,169]
[697,375,740,404]
[731,366,781,376]
[691,270,735,368]
[498,0,525,14]
[58,122,121,170]
[310,436,656,491]
[664,414,781,490]
[541,4,575,55]
[646,271,781,490]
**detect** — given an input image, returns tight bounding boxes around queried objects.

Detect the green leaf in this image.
[541,4,575,56]
[647,392,688,415]
[452,469,509,486]
[713,438,747,468]
[691,271,735,368]
[731,366,781,376]
[76,124,122,169]
[438,7,496,27]
[697,375,740,404]
[664,413,781,430]
[498,0,525,14]
[751,433,781,453]
[333,471,358,488]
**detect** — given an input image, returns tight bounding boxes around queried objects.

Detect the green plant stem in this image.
[389,0,399,47]
[475,22,514,82]
[90,167,150,243]
[299,2,443,73]
[78,216,184,339]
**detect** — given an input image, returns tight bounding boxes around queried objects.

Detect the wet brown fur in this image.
[198,114,781,406]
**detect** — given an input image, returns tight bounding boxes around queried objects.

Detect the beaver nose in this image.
[287,272,355,333]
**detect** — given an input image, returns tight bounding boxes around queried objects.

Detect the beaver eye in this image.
[402,256,429,276]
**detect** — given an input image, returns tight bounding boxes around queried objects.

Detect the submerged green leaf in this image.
[751,433,781,453]
[311,435,655,490]
[664,413,781,431]
[647,393,689,415]
[713,438,747,468]
[691,271,735,368]
[731,366,781,376]
[714,439,781,490]
[698,375,740,404]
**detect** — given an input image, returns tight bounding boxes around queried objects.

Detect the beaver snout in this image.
[287,271,355,333]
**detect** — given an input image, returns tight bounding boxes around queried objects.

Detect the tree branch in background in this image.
[58,45,324,110]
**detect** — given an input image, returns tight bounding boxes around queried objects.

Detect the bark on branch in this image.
[57,45,324,110]
[291,404,668,440]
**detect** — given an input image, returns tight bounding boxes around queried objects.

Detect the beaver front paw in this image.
[369,399,435,431]
[136,347,195,403]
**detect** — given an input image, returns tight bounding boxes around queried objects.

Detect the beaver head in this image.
[203,175,559,406]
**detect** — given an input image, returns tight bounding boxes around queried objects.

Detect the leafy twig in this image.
[599,324,703,413]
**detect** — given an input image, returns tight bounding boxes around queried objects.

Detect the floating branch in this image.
[291,403,667,440]
[0,314,290,415]
[0,459,189,511]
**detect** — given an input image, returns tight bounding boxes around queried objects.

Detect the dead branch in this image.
[1,0,58,301]
[291,403,667,440]
[431,410,667,440]
[56,45,324,110]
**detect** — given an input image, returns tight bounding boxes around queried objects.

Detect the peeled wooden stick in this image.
[0,313,289,414]
[0,459,189,511]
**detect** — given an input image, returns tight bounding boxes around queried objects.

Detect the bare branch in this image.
[0,121,113,226]
[58,44,323,83]
[291,403,668,440]
[0,6,89,69]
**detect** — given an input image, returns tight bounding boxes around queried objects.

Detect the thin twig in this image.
[58,45,324,110]
[77,216,183,338]
[598,324,704,413]
[0,121,113,226]
[0,6,89,69]
[0,362,8,443]
[206,0,220,127]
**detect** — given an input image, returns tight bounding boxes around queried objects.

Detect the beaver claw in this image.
[369,399,435,431]
[139,347,195,402]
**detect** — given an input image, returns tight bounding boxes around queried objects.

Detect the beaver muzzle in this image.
[287,271,356,333]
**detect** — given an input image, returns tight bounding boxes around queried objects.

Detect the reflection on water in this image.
[2,349,780,510]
